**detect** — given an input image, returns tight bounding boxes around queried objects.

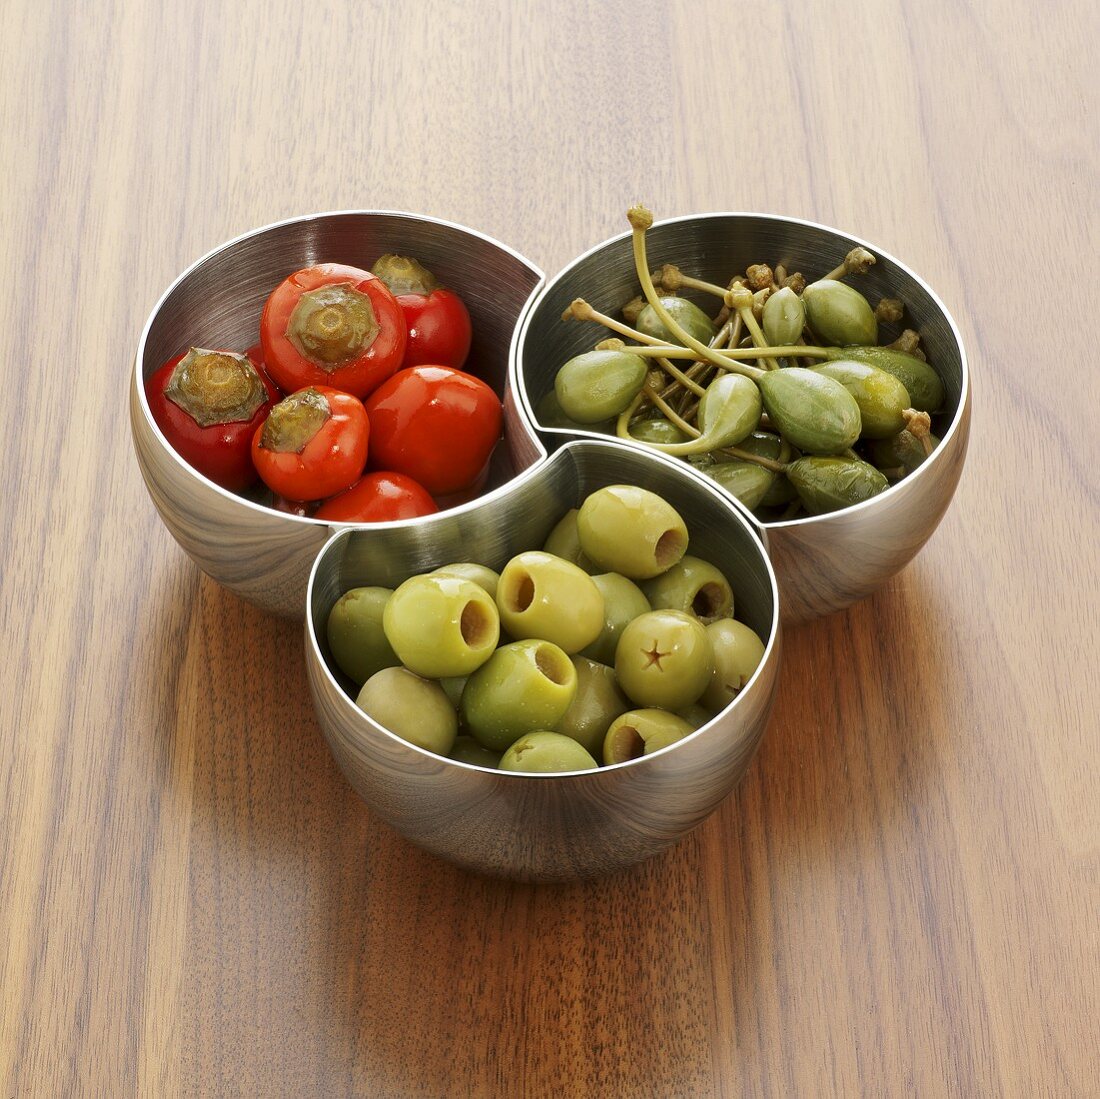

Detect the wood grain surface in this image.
[2,0,1097,1095]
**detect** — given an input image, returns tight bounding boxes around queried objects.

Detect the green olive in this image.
[554,656,632,757]
[700,460,776,511]
[356,667,458,756]
[499,732,598,774]
[326,586,399,685]
[461,639,578,752]
[675,703,714,730]
[803,278,878,346]
[641,555,733,624]
[496,551,605,653]
[430,563,501,600]
[542,509,597,572]
[579,572,651,665]
[868,428,939,474]
[786,456,890,514]
[701,619,767,711]
[554,349,648,423]
[383,574,500,678]
[636,296,717,346]
[629,417,690,446]
[757,367,862,455]
[762,286,806,347]
[576,485,689,579]
[824,346,944,413]
[449,735,502,769]
[602,709,694,765]
[809,360,910,439]
[615,610,714,710]
[439,675,468,710]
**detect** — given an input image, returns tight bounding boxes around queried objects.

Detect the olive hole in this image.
[506,571,535,613]
[607,725,645,764]
[654,530,687,569]
[534,644,569,685]
[692,582,725,618]
[460,600,492,648]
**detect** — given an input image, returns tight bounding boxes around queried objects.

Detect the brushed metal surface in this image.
[130,211,545,617]
[305,440,781,882]
[512,213,971,622]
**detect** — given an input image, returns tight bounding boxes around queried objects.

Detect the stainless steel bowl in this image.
[130,211,545,617]
[512,213,971,622]
[305,440,781,881]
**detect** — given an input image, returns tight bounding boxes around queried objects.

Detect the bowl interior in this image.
[515,213,966,478]
[309,438,778,706]
[138,211,544,500]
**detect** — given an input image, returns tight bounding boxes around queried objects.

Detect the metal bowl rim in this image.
[513,209,971,530]
[132,208,546,527]
[304,437,781,780]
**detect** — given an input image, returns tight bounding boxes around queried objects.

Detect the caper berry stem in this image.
[562,298,671,347]
[716,445,789,473]
[655,357,707,397]
[643,383,701,436]
[725,284,774,369]
[902,408,935,456]
[655,263,731,300]
[627,206,765,382]
[822,246,877,282]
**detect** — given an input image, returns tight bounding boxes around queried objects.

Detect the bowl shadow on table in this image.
[305,573,958,1094]
[160,567,956,1095]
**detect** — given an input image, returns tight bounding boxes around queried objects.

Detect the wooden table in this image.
[3,1,1097,1094]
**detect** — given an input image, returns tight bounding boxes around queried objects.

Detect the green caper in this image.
[824,346,944,412]
[761,286,806,346]
[636,296,717,346]
[803,278,878,346]
[786,456,889,514]
[735,432,798,506]
[629,418,690,446]
[700,459,776,511]
[535,389,613,433]
[809,360,911,439]
[868,428,940,475]
[757,368,862,455]
[554,349,648,423]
